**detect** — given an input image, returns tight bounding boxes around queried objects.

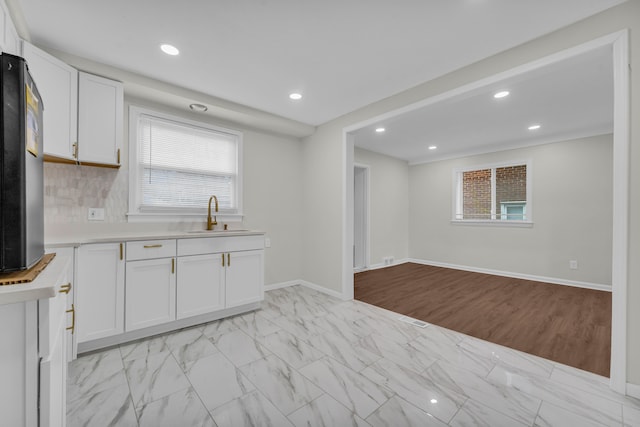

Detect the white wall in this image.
[44,96,305,286]
[301,1,640,384]
[409,135,613,286]
[354,147,409,266]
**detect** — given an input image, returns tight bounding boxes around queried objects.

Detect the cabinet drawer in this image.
[126,240,176,261]
[177,235,264,256]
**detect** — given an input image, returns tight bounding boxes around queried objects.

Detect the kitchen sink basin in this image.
[187,229,250,234]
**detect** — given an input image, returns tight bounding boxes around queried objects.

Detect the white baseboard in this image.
[263,280,301,291]
[407,258,611,292]
[627,382,640,399]
[264,280,347,300]
[356,258,411,272]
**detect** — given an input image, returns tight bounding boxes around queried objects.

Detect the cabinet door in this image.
[225,250,264,308]
[39,297,67,427]
[21,42,78,161]
[76,243,125,342]
[77,72,123,166]
[177,254,225,319]
[125,258,176,331]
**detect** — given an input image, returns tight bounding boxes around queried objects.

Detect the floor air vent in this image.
[398,316,429,328]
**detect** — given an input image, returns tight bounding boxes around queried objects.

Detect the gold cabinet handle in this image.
[222,253,225,267]
[117,148,121,164]
[227,253,230,266]
[66,304,75,334]
[143,244,163,249]
[171,258,175,274]
[59,283,71,294]
[119,243,123,260]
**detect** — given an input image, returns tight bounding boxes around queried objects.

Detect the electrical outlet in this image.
[569,260,578,270]
[264,237,271,248]
[88,208,105,221]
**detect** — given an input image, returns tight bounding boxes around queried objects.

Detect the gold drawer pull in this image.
[143,244,163,249]
[59,283,71,294]
[66,304,75,334]
[171,258,175,274]
[222,253,225,267]
[227,253,230,266]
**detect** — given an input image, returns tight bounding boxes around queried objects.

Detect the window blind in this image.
[137,114,238,212]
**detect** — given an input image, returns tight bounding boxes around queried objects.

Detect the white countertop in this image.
[45,229,265,247]
[0,255,71,305]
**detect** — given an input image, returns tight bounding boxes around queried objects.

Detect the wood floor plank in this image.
[354,263,611,376]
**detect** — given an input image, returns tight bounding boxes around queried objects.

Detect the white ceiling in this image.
[14,0,625,128]
[353,45,614,163]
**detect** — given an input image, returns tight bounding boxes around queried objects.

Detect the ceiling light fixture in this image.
[430,399,438,404]
[428,145,437,150]
[160,44,180,56]
[493,90,510,99]
[189,103,208,112]
[528,124,541,130]
[289,93,302,100]
[375,127,385,133]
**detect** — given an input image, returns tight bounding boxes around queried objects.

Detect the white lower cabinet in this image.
[76,243,125,342]
[177,254,225,319]
[225,250,264,308]
[125,257,176,331]
[0,255,71,427]
[75,235,264,349]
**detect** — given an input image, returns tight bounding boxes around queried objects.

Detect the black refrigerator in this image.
[0,53,44,272]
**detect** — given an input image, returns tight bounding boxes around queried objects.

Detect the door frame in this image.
[341,30,629,394]
[353,163,370,271]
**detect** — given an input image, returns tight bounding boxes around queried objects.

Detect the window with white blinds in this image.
[128,106,242,220]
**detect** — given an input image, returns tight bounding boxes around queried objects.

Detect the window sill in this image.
[127,212,244,224]
[450,220,533,228]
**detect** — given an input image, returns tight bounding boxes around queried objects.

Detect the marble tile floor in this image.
[67,285,640,427]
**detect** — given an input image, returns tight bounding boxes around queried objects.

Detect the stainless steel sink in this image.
[187,229,250,234]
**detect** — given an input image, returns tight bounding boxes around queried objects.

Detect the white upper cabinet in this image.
[0,1,19,55]
[21,41,78,161]
[77,72,123,166]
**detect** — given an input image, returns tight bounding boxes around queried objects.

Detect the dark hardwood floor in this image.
[354,263,611,377]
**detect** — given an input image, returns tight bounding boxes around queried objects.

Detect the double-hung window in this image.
[128,106,242,221]
[453,161,531,225]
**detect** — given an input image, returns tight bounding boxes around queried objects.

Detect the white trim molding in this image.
[265,280,348,301]
[408,258,611,292]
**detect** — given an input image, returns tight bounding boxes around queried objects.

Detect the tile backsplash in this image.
[44,162,128,224]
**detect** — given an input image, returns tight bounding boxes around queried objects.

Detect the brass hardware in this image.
[171,258,175,274]
[143,244,162,249]
[66,304,75,334]
[119,243,123,260]
[117,148,121,164]
[59,283,71,294]
[72,142,78,159]
[227,253,230,266]
[222,253,225,267]
[207,195,219,230]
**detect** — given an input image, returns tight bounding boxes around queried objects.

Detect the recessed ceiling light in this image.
[428,145,437,150]
[289,93,302,100]
[528,124,541,130]
[493,90,510,99]
[375,127,385,133]
[430,399,438,404]
[189,103,208,112]
[160,44,180,56]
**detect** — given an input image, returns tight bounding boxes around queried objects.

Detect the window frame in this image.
[127,106,243,223]
[451,159,533,227]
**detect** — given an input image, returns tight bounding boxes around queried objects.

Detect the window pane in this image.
[462,169,491,220]
[140,168,234,211]
[496,165,527,220]
[134,112,240,213]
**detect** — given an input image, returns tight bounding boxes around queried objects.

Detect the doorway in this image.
[353,164,369,271]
